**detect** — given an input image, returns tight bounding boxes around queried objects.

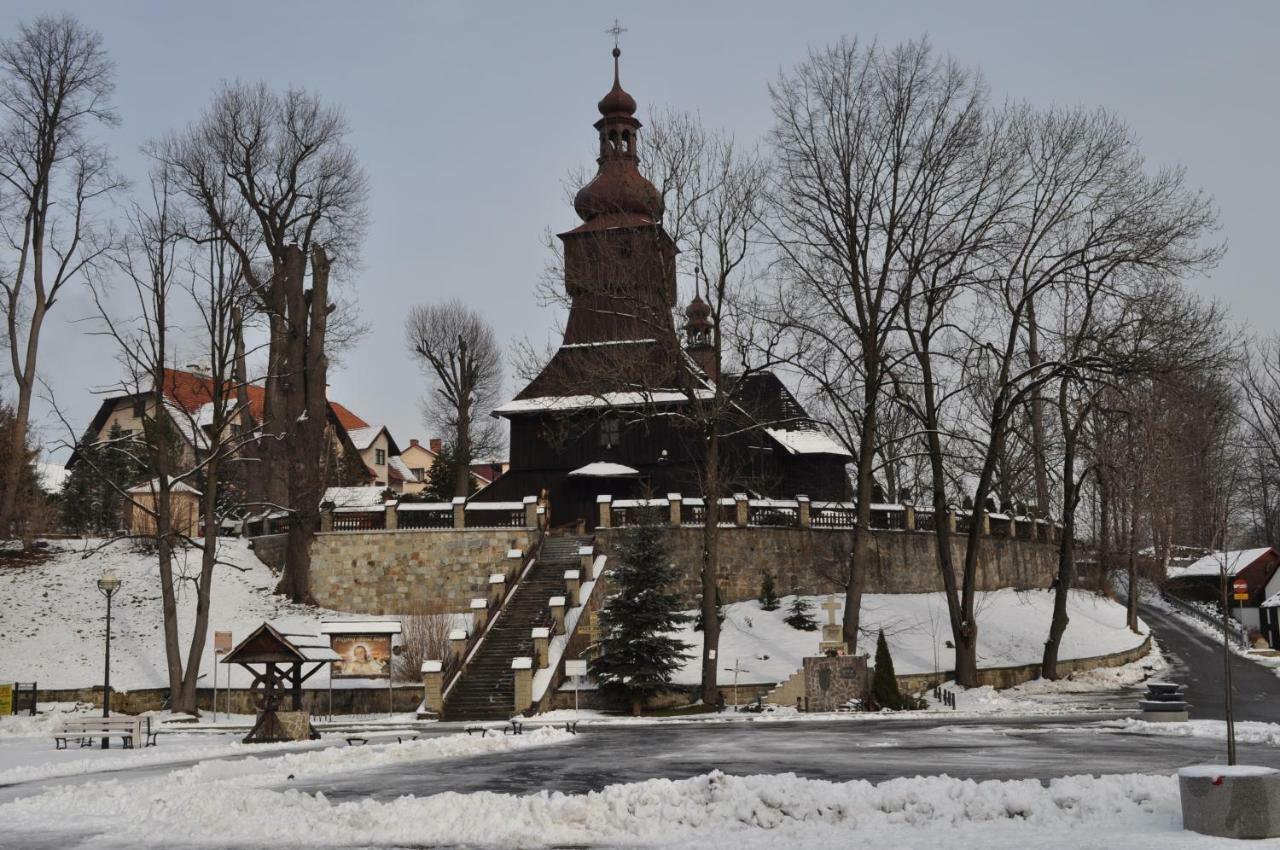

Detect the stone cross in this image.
[821,596,841,626]
[819,596,846,654]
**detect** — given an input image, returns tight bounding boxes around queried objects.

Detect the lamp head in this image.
[97,572,121,595]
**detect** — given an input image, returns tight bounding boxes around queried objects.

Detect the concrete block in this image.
[1179,765,1280,839]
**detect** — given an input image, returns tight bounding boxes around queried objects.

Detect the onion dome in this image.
[684,293,712,326]
[572,47,664,225]
[598,48,637,116]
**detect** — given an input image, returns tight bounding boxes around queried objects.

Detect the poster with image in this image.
[330,634,392,678]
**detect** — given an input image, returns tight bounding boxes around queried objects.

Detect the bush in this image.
[758,571,780,611]
[783,592,818,631]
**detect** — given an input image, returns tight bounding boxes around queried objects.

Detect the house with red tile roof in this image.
[70,367,419,492]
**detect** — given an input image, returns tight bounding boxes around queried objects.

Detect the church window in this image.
[599,417,621,449]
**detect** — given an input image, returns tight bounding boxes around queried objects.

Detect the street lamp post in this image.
[97,571,121,749]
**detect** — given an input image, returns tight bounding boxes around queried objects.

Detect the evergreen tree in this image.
[872,629,905,710]
[60,422,145,535]
[783,590,818,631]
[422,443,474,501]
[589,506,691,714]
[694,584,725,631]
[758,570,780,611]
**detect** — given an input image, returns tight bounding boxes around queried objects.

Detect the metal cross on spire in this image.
[605,19,627,48]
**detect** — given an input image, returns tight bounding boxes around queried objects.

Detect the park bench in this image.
[563,720,579,734]
[54,716,144,750]
[344,732,426,746]
[505,719,524,736]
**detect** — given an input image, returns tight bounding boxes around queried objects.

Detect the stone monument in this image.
[819,596,846,654]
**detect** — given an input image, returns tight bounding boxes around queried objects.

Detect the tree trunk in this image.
[275,244,329,603]
[0,298,44,540]
[699,425,721,705]
[843,353,878,654]
[1026,297,1051,516]
[1041,391,1079,680]
[175,454,222,714]
[454,349,472,499]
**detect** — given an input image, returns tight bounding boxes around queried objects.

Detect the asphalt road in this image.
[289,714,1270,801]
[1139,603,1280,724]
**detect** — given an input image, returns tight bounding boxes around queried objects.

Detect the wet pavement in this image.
[1139,603,1280,723]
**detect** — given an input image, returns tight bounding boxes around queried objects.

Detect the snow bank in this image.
[671,589,1148,686]
[1,765,1207,850]
[1103,718,1280,748]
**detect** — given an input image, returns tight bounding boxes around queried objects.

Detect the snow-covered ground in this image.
[2,539,1147,697]
[0,538,457,691]
[0,756,1256,849]
[671,589,1149,686]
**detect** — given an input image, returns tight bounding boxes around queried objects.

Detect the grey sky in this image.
[11,1,1277,462]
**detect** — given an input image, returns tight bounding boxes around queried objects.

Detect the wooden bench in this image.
[464,724,494,737]
[344,732,425,746]
[563,720,579,735]
[54,716,144,750]
[505,719,524,736]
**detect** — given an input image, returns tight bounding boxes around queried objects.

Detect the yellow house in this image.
[127,478,202,538]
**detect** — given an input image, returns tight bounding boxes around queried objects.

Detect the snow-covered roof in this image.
[494,390,713,416]
[126,477,202,495]
[387,455,418,483]
[764,427,851,458]
[322,486,386,509]
[318,620,402,635]
[1167,548,1276,580]
[568,462,640,478]
[1263,590,1280,609]
[346,425,385,451]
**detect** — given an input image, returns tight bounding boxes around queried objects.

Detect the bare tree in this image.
[766,37,992,653]
[0,14,122,537]
[151,82,369,602]
[71,171,259,714]
[405,300,503,497]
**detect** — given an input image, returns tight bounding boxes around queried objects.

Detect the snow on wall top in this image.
[322,486,387,509]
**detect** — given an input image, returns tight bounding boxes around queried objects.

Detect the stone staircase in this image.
[764,666,806,709]
[442,535,590,720]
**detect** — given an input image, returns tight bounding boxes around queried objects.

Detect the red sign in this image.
[1233,579,1248,593]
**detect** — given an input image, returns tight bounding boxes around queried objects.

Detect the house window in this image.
[412,468,425,479]
[132,398,146,419]
[375,449,386,465]
[599,417,621,449]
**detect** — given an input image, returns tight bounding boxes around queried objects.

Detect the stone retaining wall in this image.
[596,526,1059,604]
[305,528,537,614]
[545,636,1151,713]
[32,684,425,716]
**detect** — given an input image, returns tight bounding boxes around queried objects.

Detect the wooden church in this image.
[476,47,851,526]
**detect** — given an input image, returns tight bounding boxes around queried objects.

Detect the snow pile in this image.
[1103,718,1280,748]
[1,766,1202,849]
[671,589,1148,686]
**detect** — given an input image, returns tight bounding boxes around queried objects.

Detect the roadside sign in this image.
[565,659,587,677]
[0,683,12,715]
[1235,593,1250,601]
[214,631,233,653]
[1233,579,1248,593]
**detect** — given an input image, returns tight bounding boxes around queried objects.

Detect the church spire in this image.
[573,43,663,225]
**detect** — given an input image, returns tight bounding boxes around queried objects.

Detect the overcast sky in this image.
[10,0,1277,463]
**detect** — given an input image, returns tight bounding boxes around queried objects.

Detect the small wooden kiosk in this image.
[221,623,338,743]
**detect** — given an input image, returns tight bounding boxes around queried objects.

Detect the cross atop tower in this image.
[605,19,627,48]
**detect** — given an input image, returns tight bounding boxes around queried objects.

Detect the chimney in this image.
[429,438,442,453]
[410,438,420,448]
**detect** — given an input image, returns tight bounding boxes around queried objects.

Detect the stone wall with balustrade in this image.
[594,494,1062,603]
